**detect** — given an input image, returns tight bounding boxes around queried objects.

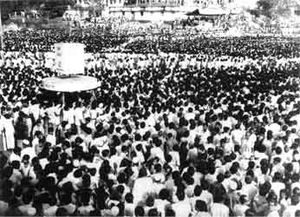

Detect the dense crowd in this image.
[3,29,128,53]
[0,30,300,217]
[125,36,300,57]
[3,28,300,58]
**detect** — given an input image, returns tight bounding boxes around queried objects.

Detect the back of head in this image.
[194,185,202,197]
[292,195,300,206]
[176,190,185,201]
[195,200,207,212]
[135,206,145,217]
[125,193,133,203]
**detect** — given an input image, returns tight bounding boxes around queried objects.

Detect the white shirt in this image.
[132,177,154,205]
[211,203,230,217]
[44,205,59,216]
[46,134,56,147]
[9,152,21,163]
[150,147,165,163]
[231,129,244,146]
[172,199,191,217]
[271,182,285,200]
[21,147,36,161]
[234,204,249,217]
[282,204,300,217]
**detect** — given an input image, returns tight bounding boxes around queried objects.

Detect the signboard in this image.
[55,43,85,76]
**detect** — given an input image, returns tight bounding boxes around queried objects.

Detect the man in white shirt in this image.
[9,147,21,163]
[211,194,230,217]
[233,195,249,217]
[172,190,191,217]
[240,175,258,202]
[282,195,300,217]
[18,192,37,216]
[21,140,36,161]
[150,139,165,163]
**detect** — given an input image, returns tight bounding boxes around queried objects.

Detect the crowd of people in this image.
[125,36,300,57]
[3,29,128,53]
[4,27,300,57]
[0,28,299,217]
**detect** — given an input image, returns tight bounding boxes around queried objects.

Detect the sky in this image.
[233,0,258,9]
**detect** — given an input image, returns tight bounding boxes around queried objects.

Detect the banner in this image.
[55,43,85,76]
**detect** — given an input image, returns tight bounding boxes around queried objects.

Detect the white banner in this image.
[55,43,85,76]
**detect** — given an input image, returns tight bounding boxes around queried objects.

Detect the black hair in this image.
[194,185,202,197]
[165,208,175,217]
[148,208,159,217]
[146,195,154,207]
[134,206,145,217]
[159,188,170,200]
[125,193,133,203]
[176,190,185,201]
[195,200,208,212]
[56,207,68,216]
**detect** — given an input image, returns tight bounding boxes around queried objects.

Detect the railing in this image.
[123,1,182,7]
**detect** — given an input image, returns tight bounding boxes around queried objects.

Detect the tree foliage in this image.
[1,0,75,21]
[250,0,292,19]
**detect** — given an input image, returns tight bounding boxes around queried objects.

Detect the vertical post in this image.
[0,2,4,52]
[60,92,65,123]
[62,92,66,106]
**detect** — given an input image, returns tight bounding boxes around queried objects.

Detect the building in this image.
[104,0,236,21]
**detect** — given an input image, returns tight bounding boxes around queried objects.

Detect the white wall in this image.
[108,6,186,21]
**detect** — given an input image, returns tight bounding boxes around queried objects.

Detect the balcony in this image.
[123,0,183,7]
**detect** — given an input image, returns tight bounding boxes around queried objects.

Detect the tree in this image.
[75,0,105,17]
[40,0,75,19]
[249,0,292,19]
[257,0,274,17]
[1,0,75,21]
[273,0,292,18]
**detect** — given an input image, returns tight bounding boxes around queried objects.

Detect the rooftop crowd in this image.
[0,28,299,217]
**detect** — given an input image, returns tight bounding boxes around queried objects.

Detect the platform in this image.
[40,75,101,92]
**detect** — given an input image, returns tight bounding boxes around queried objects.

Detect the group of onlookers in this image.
[0,29,299,217]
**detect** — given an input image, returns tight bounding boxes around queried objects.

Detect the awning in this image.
[186,7,229,16]
[186,9,200,16]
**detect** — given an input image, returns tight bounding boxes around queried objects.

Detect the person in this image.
[0,26,299,217]
[211,193,230,217]
[282,195,300,217]
[253,182,271,216]
[17,191,37,216]
[192,200,211,217]
[0,113,15,151]
[172,190,191,217]
[233,195,249,217]
[132,167,154,205]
